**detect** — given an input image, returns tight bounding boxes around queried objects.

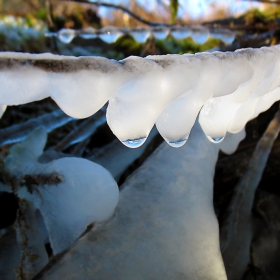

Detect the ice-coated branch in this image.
[51,25,235,45]
[0,109,74,147]
[1,45,280,148]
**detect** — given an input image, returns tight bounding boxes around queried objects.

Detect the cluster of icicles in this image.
[1,45,280,148]
[46,25,235,45]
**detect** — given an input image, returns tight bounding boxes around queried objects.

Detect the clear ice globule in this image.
[207,136,225,143]
[57,29,76,44]
[164,138,188,148]
[122,137,147,148]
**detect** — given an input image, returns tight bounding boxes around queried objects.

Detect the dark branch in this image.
[62,0,172,27]
[242,0,280,3]
[21,172,64,194]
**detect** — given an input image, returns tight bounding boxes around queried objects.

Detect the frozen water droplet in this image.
[171,26,191,40]
[210,30,235,45]
[191,26,209,44]
[207,136,225,143]
[57,28,76,44]
[99,29,123,44]
[130,28,151,43]
[165,138,188,148]
[192,32,208,44]
[151,27,169,40]
[122,137,147,148]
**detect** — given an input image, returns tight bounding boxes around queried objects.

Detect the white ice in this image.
[5,127,119,255]
[98,26,123,44]
[1,45,280,148]
[34,121,246,280]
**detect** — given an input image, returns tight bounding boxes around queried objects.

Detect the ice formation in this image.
[3,127,119,255]
[33,122,246,280]
[1,45,280,148]
[49,25,235,44]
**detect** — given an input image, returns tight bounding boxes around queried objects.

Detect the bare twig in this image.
[62,0,172,27]
[220,103,280,280]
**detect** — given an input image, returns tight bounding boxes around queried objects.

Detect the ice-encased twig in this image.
[0,109,74,147]
[220,104,280,280]
[52,108,106,152]
[5,127,119,255]
[32,122,247,280]
[1,46,280,148]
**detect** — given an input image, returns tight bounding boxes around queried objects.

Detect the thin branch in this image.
[242,0,280,3]
[62,0,172,27]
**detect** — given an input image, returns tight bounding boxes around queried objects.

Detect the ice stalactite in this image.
[0,45,280,149]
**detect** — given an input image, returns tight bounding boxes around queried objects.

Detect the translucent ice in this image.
[151,27,169,40]
[32,157,119,254]
[210,28,235,45]
[129,27,151,43]
[57,28,76,44]
[5,127,119,255]
[98,26,123,44]
[191,25,209,44]
[170,25,191,40]
[34,122,232,280]
[107,54,201,143]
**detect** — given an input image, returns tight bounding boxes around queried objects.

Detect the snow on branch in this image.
[1,45,280,148]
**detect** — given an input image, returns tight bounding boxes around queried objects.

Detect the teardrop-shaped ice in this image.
[210,29,235,45]
[191,26,209,44]
[57,28,76,44]
[207,136,225,143]
[151,27,169,40]
[229,46,280,133]
[164,138,188,148]
[130,27,151,43]
[170,26,191,40]
[107,55,201,146]
[98,26,123,44]
[122,137,147,148]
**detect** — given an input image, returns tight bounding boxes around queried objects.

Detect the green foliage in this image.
[34,8,48,21]
[169,0,179,24]
[241,7,280,25]
[155,35,222,55]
